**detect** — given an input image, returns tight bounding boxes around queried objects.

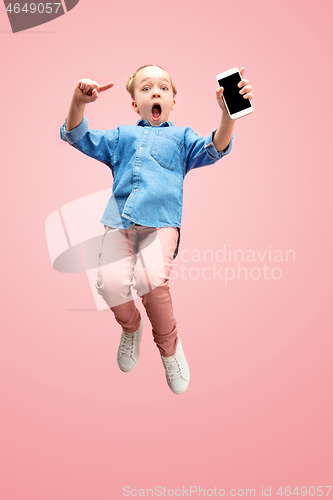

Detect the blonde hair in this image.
[126,64,177,100]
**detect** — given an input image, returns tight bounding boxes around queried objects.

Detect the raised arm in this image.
[66,79,114,131]
[213,67,253,151]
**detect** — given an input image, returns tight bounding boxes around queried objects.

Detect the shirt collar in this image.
[136,119,173,128]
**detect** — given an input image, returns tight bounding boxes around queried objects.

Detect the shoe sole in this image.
[168,381,190,395]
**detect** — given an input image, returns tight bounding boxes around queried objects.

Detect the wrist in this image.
[221,110,233,124]
[72,95,86,109]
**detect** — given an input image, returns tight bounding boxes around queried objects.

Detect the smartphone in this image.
[216,68,253,119]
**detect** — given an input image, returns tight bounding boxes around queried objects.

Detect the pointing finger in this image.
[98,82,115,92]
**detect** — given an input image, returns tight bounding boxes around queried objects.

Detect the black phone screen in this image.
[218,72,252,115]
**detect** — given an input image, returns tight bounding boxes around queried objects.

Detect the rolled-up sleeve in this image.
[184,127,234,174]
[205,129,234,158]
[60,116,116,168]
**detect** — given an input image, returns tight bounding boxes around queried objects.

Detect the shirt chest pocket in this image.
[151,132,183,171]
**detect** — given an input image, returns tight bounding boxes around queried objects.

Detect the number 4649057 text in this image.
[6,3,62,14]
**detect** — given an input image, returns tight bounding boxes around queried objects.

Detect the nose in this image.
[152,88,161,98]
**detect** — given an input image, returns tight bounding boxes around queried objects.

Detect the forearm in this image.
[66,97,86,131]
[213,113,235,152]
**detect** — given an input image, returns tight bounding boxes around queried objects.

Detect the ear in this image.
[132,101,140,114]
[171,98,176,111]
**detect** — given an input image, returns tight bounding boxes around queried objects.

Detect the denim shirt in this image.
[60,117,233,258]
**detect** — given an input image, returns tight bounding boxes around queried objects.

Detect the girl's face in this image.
[132,66,176,126]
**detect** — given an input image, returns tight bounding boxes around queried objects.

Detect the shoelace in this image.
[119,332,137,357]
[162,353,185,381]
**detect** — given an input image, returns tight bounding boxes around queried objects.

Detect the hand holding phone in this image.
[216,67,253,119]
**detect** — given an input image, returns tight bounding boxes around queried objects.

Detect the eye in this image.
[142,86,150,91]
[161,85,168,90]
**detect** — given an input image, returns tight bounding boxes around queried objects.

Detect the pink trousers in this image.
[95,224,180,357]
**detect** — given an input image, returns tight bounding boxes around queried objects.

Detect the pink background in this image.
[1,0,332,498]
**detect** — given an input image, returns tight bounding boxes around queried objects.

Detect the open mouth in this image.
[151,103,162,121]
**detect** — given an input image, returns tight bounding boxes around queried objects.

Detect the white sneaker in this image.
[161,338,190,394]
[117,315,144,372]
